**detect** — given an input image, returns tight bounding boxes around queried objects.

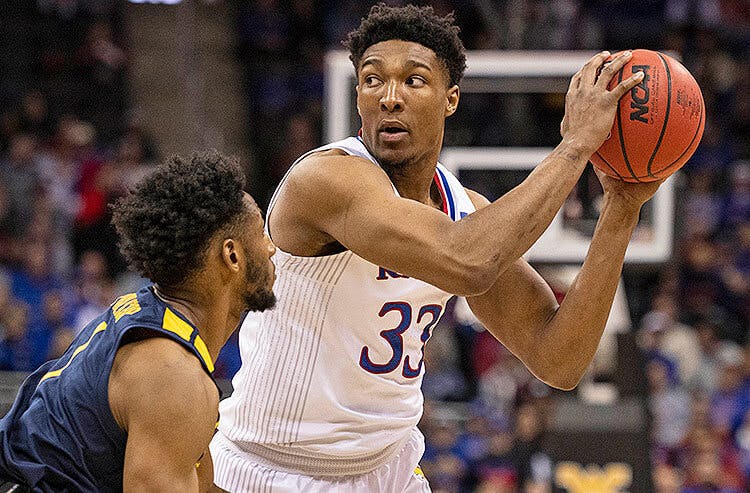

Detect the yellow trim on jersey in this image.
[192,335,214,373]
[112,293,141,321]
[162,308,215,373]
[162,308,194,340]
[39,321,108,384]
[414,466,425,478]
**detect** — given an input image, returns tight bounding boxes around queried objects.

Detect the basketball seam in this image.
[648,93,705,178]
[647,53,672,178]
[593,151,625,180]
[615,67,643,182]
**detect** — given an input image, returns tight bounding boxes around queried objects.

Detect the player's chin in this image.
[375,135,410,151]
[373,147,414,169]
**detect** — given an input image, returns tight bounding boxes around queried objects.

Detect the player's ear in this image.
[355,84,362,117]
[221,238,241,273]
[445,85,460,117]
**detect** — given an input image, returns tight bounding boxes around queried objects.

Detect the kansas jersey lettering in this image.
[0,286,215,491]
[219,137,475,471]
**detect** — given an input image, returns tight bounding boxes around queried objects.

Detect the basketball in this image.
[590,49,705,183]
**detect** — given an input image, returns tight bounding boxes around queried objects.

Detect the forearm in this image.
[456,141,590,286]
[535,193,640,389]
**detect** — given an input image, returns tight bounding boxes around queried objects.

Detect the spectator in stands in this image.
[455,411,491,466]
[19,90,54,142]
[683,169,723,236]
[691,319,744,393]
[648,356,692,463]
[653,462,682,493]
[639,294,701,385]
[74,21,128,141]
[0,181,19,264]
[71,250,116,334]
[722,162,750,231]
[39,290,75,360]
[681,423,744,491]
[469,428,516,490]
[0,304,36,372]
[511,402,552,490]
[0,134,40,237]
[422,419,467,492]
[709,346,745,439]
[681,450,742,492]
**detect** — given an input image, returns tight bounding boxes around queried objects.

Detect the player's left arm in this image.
[464,173,662,390]
[109,337,219,492]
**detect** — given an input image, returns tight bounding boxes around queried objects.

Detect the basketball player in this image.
[211,4,662,492]
[0,152,276,491]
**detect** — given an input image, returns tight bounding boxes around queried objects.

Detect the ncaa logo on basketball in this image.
[629,65,651,123]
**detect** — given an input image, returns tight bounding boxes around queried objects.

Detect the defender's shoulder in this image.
[109,336,217,430]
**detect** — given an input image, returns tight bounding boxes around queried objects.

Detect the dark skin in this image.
[269,39,661,390]
[108,195,275,492]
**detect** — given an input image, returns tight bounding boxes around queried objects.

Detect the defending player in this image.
[211,4,662,492]
[0,152,276,491]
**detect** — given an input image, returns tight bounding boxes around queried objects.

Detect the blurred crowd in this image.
[0,0,749,492]
[0,1,154,370]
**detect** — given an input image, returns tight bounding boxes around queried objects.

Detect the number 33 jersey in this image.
[219,137,476,463]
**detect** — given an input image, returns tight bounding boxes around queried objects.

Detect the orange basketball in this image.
[590,49,705,183]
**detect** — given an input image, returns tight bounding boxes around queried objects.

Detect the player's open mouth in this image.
[379,125,409,142]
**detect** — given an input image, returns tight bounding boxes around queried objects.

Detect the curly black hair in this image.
[343,3,467,87]
[111,151,248,288]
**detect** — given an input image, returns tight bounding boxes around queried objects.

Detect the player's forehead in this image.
[360,39,442,73]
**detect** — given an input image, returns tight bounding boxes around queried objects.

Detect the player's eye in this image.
[364,75,381,86]
[406,76,426,87]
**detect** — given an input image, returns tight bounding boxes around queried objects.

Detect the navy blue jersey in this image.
[0,286,216,492]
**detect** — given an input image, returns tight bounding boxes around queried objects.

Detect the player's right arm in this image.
[273,51,644,296]
[109,336,219,492]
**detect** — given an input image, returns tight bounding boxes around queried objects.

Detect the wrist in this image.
[554,139,595,166]
[601,192,642,222]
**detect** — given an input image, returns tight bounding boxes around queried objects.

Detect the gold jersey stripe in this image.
[39,321,108,384]
[162,308,214,373]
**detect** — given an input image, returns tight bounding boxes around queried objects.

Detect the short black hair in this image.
[344,3,467,87]
[112,151,248,288]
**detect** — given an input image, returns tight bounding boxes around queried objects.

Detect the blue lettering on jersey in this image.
[360,301,443,379]
[402,304,441,378]
[376,267,409,280]
[359,302,412,374]
[460,211,469,219]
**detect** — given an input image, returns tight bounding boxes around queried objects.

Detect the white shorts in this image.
[210,428,431,493]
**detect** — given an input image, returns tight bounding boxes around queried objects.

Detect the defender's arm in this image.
[109,337,219,492]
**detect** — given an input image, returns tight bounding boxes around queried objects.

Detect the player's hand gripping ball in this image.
[590,49,705,182]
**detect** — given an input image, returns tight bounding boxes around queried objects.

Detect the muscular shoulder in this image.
[109,335,218,434]
[285,149,392,197]
[270,149,396,255]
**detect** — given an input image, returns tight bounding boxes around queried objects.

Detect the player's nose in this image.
[380,81,403,112]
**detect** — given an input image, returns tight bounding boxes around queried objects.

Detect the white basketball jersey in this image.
[219,137,475,468]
